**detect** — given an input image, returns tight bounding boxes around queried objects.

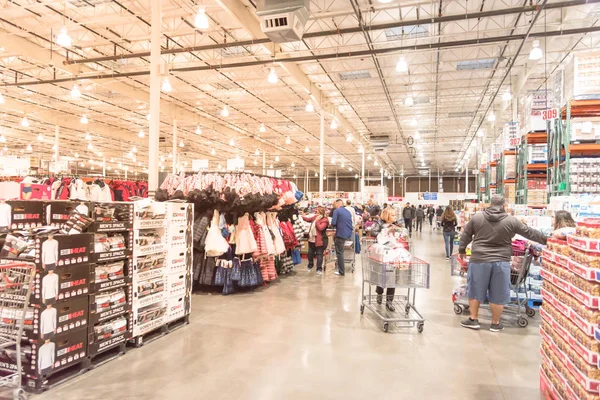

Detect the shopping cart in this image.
[451,246,536,327]
[0,262,36,400]
[360,246,429,333]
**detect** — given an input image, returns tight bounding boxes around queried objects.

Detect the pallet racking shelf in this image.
[516,132,548,205]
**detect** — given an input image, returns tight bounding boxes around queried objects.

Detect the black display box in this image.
[89,202,133,233]
[87,315,132,356]
[30,296,89,341]
[90,231,133,263]
[88,284,133,325]
[35,234,93,268]
[6,201,45,230]
[89,258,132,293]
[32,263,90,305]
[46,201,93,228]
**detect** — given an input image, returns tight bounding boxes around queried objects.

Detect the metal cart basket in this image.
[0,262,35,400]
[343,239,356,273]
[451,246,536,327]
[360,246,430,333]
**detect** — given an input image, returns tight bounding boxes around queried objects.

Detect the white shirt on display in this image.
[40,307,57,336]
[0,202,11,228]
[42,274,59,300]
[41,239,59,265]
[38,342,56,371]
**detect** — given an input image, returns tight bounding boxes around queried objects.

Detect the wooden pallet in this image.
[88,342,127,369]
[25,357,91,394]
[129,314,190,348]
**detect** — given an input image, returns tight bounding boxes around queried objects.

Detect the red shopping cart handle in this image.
[456,256,468,267]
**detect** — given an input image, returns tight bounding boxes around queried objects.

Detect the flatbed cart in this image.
[0,262,36,400]
[451,247,536,327]
[360,246,430,333]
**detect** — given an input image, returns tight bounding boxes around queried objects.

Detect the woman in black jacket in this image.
[441,206,457,260]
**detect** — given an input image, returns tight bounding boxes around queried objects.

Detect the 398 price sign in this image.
[542,108,558,120]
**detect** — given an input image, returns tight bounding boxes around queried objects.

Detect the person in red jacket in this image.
[303,206,330,276]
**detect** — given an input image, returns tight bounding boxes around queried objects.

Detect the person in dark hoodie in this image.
[458,195,547,332]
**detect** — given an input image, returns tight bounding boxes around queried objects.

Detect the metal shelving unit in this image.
[515,132,547,205]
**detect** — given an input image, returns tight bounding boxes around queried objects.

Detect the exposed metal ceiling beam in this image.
[61,0,600,65]
[5,25,600,88]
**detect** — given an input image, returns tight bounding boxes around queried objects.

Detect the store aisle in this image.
[34,228,542,400]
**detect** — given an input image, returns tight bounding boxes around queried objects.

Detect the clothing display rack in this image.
[159,172,305,295]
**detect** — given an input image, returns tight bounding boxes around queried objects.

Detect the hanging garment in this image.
[235,213,258,255]
[267,212,286,255]
[257,212,276,255]
[193,215,210,251]
[205,210,230,257]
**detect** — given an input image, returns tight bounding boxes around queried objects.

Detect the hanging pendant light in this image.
[271,164,274,169]
[358,145,364,153]
[305,100,314,112]
[477,129,484,138]
[138,130,145,138]
[255,148,260,156]
[56,26,72,47]
[259,123,266,133]
[374,160,378,166]
[87,143,93,150]
[253,159,257,165]
[146,114,151,121]
[304,146,309,153]
[211,148,216,155]
[367,154,372,161]
[529,40,543,61]
[285,136,291,145]
[195,126,202,135]
[488,112,496,122]
[179,140,184,147]
[404,96,414,107]
[85,132,91,141]
[194,6,209,30]
[80,114,89,124]
[20,117,29,127]
[331,157,336,164]
[314,172,318,177]
[396,56,408,73]
[346,133,353,142]
[229,138,235,146]
[71,84,81,99]
[37,134,43,141]
[161,77,173,92]
[415,131,421,139]
[267,67,278,84]
[348,167,352,172]
[74,152,79,158]
[340,162,345,168]
[330,119,338,130]
[26,144,32,152]
[132,146,137,153]
[291,161,295,167]
[0,93,5,104]
[221,105,229,117]
[0,135,6,143]
[502,90,512,101]
[168,153,173,159]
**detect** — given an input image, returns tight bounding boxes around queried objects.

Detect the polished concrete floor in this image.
[35,227,542,400]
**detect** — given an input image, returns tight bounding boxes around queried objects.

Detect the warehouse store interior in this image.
[0,0,600,399]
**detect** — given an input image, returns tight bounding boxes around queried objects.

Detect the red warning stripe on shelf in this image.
[568,235,600,253]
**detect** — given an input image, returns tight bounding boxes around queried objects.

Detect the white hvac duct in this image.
[256,0,310,43]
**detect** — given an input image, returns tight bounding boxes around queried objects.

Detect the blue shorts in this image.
[467,261,510,305]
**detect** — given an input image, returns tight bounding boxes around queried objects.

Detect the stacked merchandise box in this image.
[132,201,168,339]
[571,159,600,194]
[87,202,134,357]
[527,180,548,207]
[504,122,520,150]
[539,219,600,399]
[504,183,516,205]
[504,155,517,179]
[520,90,552,134]
[0,227,93,392]
[164,203,193,323]
[563,50,600,103]
[528,144,548,164]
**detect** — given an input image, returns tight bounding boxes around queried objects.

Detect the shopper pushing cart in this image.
[457,195,547,332]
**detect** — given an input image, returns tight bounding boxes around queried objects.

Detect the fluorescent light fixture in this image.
[161,77,172,92]
[529,40,543,61]
[221,105,229,117]
[56,26,72,47]
[194,6,209,30]
[71,84,81,99]
[305,100,314,112]
[268,67,278,84]
[396,56,408,73]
